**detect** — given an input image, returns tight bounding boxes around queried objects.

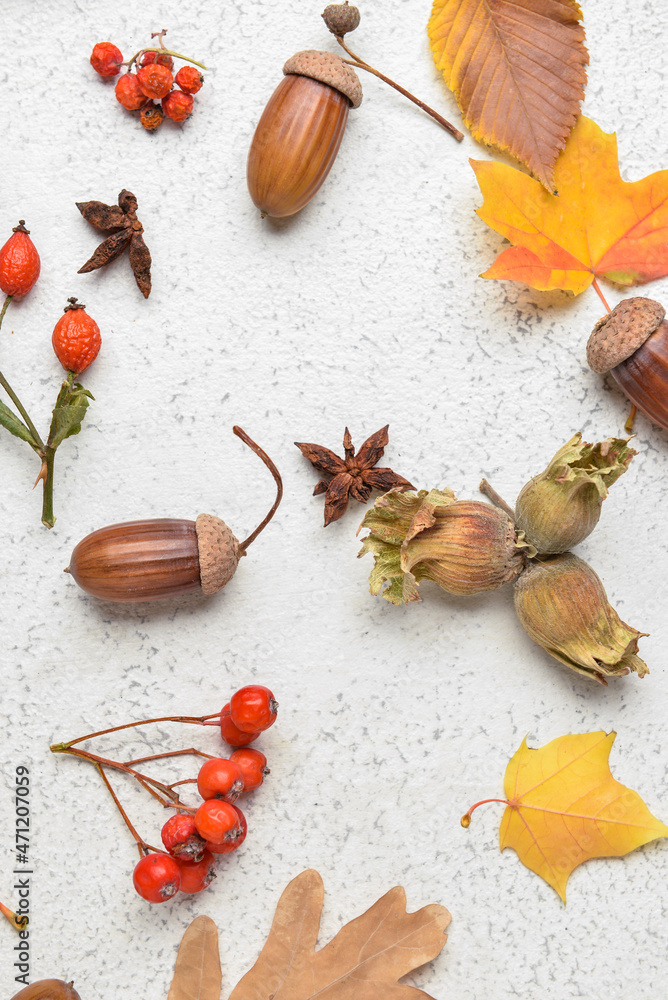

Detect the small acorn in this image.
[358,488,534,604]
[65,427,282,603]
[11,982,81,1000]
[514,433,636,555]
[513,552,648,684]
[586,297,668,430]
[247,50,362,218]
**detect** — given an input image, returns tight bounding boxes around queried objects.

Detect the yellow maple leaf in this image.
[463,731,668,901]
[428,0,588,191]
[471,115,668,295]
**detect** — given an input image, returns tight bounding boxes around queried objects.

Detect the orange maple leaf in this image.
[463,731,668,901]
[472,116,668,296]
[428,0,588,191]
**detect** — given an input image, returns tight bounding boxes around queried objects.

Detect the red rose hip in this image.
[52,298,101,374]
[0,221,40,298]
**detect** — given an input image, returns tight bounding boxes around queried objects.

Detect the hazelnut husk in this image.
[515,433,636,555]
[513,552,648,684]
[322,2,361,37]
[358,488,534,604]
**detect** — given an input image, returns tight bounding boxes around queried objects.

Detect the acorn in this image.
[586,297,668,430]
[514,433,636,555]
[513,552,648,684]
[358,488,535,604]
[65,427,282,603]
[322,2,361,36]
[247,50,363,218]
[11,982,81,1000]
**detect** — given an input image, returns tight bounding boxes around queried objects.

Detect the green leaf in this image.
[0,400,38,445]
[47,378,94,450]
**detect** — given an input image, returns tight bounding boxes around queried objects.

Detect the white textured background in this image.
[1,0,668,997]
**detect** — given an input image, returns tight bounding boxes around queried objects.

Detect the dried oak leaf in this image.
[464,731,668,902]
[229,869,450,1000]
[168,915,221,1000]
[295,425,414,525]
[428,0,588,192]
[472,115,668,295]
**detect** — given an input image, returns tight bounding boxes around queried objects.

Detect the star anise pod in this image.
[76,189,151,298]
[295,425,415,525]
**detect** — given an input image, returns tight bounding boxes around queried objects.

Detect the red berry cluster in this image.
[89,33,205,131]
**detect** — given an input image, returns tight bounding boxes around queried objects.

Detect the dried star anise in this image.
[295,425,414,525]
[76,189,151,298]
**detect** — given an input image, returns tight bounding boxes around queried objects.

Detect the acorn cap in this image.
[283,50,363,109]
[586,297,665,373]
[195,514,241,595]
[322,3,361,36]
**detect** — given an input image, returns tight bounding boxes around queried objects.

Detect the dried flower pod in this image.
[513,552,648,684]
[358,488,534,605]
[515,433,636,555]
[11,981,81,1000]
[586,297,668,430]
[322,2,361,36]
[247,51,362,218]
[65,428,282,603]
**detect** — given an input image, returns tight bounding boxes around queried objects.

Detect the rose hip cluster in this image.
[90,33,205,131]
[133,685,277,902]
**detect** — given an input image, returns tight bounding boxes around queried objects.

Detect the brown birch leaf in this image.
[167,915,222,1000]
[428,0,589,192]
[228,869,451,1000]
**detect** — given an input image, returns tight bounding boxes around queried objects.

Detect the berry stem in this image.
[39,446,56,528]
[0,293,45,450]
[478,478,516,521]
[0,900,28,931]
[124,747,215,766]
[592,278,611,312]
[461,797,511,827]
[125,47,208,71]
[234,425,284,553]
[336,38,463,141]
[52,744,180,806]
[94,762,155,858]
[50,712,221,750]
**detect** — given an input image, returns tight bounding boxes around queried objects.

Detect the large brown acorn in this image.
[586,297,668,430]
[65,428,282,603]
[247,50,363,218]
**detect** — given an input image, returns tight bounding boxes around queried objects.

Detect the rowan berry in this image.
[162,89,194,123]
[0,221,40,298]
[206,805,247,854]
[133,853,181,903]
[230,685,278,734]
[161,814,206,862]
[139,50,174,71]
[90,42,123,77]
[194,799,241,844]
[140,103,165,131]
[137,64,173,99]
[115,73,147,111]
[219,702,260,748]
[196,758,244,802]
[52,299,101,375]
[175,66,203,94]
[176,850,217,894]
[230,748,269,792]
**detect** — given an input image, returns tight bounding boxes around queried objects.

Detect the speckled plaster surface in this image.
[1,1,668,998]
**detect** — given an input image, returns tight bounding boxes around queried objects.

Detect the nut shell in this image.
[586,297,665,373]
[283,50,362,109]
[196,514,241,595]
[11,982,81,1000]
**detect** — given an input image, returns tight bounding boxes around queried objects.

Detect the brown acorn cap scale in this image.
[586,296,665,373]
[283,50,363,108]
